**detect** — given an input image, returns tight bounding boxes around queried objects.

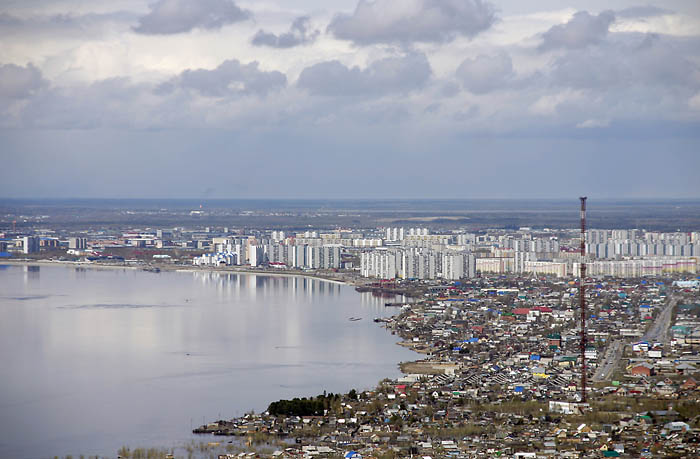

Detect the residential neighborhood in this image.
[194,274,700,458]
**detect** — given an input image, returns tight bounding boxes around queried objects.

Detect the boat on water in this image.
[348,317,362,321]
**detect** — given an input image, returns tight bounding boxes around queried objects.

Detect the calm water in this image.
[0,264,416,458]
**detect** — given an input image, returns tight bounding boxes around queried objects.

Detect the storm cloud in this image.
[328,0,496,45]
[133,0,251,35]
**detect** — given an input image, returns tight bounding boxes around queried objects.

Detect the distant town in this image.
[3,221,700,280]
[2,206,700,458]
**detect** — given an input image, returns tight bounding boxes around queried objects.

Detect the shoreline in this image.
[0,259,357,286]
[1,257,426,455]
[174,266,352,286]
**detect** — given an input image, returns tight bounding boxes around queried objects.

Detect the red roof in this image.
[513,308,531,315]
[535,307,553,313]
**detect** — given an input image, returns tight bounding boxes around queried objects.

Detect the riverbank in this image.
[1,258,358,286]
[1,261,420,458]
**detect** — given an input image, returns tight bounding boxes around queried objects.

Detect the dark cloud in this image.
[133,0,250,35]
[456,53,514,94]
[0,63,47,99]
[328,0,496,45]
[252,16,319,48]
[539,10,615,51]
[616,6,672,19]
[160,59,287,97]
[297,53,431,96]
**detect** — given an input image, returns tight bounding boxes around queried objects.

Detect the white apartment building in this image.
[385,227,405,242]
[22,236,39,254]
[574,257,698,277]
[360,248,475,280]
[523,261,568,277]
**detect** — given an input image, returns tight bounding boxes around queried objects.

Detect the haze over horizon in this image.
[2,0,700,199]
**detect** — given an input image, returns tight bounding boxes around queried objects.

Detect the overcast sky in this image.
[1,0,699,199]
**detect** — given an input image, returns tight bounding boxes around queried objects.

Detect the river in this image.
[0,264,416,458]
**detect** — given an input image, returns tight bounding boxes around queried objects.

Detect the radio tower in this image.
[579,197,587,403]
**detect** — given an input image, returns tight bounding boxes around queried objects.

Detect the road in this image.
[592,294,676,382]
[593,340,624,382]
[642,295,677,344]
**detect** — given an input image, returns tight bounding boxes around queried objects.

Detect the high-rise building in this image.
[22,236,39,254]
[248,245,263,267]
[442,253,464,280]
[385,227,405,242]
[68,237,87,250]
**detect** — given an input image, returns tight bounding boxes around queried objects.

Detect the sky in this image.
[1,0,699,200]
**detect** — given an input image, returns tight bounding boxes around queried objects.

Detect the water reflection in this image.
[189,271,403,313]
[74,267,87,280]
[23,265,40,284]
[191,272,355,302]
[0,265,417,459]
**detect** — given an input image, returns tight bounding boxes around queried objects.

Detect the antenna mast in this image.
[579,197,587,403]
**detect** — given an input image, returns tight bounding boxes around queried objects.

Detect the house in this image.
[628,362,655,377]
[676,363,697,375]
[680,377,698,391]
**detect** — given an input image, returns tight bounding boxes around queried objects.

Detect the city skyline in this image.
[2,0,700,199]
